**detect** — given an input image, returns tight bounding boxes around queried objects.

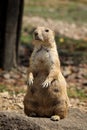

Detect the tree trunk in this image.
[0,0,24,70]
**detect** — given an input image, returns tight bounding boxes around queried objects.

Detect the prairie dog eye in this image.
[45,29,49,32]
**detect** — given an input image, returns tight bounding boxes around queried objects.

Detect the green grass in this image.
[68,86,87,100]
[21,34,32,44]
[24,1,87,23]
[0,84,8,92]
[0,84,26,95]
[83,74,87,79]
[56,35,87,64]
[55,35,87,52]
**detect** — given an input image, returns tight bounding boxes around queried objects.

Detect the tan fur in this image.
[24,26,69,120]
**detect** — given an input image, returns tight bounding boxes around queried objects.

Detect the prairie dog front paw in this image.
[27,73,34,86]
[42,78,52,88]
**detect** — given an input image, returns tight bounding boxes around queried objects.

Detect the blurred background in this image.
[0,0,87,113]
[21,0,87,65]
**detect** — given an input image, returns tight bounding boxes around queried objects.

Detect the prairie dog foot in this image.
[27,73,34,86]
[51,115,60,121]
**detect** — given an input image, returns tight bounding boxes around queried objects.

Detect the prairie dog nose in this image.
[34,32,38,37]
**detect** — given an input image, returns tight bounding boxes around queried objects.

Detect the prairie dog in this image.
[24,26,69,121]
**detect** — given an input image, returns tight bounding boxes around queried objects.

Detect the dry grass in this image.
[25,0,87,7]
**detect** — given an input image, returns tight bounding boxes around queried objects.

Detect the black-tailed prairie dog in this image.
[24,26,69,121]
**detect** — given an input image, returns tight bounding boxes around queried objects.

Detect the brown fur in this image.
[23,26,69,120]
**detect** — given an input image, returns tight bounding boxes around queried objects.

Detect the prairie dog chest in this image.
[31,47,54,68]
[36,49,49,61]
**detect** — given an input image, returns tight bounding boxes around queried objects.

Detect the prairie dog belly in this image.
[30,72,64,105]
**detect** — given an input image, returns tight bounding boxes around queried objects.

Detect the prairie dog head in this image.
[32,26,55,47]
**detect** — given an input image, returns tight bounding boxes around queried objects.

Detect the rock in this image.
[0,108,87,130]
[0,92,10,98]
[70,98,80,107]
[63,67,72,77]
[3,73,10,79]
[16,103,24,109]
[82,81,87,86]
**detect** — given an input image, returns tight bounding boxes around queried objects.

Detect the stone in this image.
[3,73,10,79]
[82,81,87,86]
[0,92,10,98]
[0,108,87,130]
[63,67,72,77]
